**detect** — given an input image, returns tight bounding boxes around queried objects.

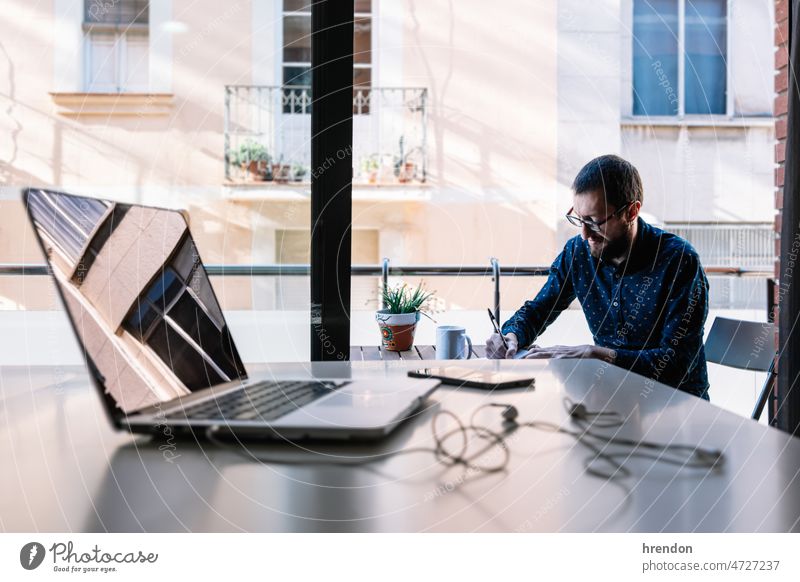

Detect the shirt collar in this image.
[596,217,657,275]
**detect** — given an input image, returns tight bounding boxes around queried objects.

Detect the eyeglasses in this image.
[565,202,632,233]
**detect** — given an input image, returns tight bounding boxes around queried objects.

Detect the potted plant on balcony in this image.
[394,142,422,184]
[375,282,435,352]
[231,139,271,181]
[291,163,308,182]
[360,154,380,184]
[272,155,292,183]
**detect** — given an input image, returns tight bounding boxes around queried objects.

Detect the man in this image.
[486,154,710,400]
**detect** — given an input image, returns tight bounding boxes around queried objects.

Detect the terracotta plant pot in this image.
[375,309,420,352]
[398,162,416,183]
[242,160,268,181]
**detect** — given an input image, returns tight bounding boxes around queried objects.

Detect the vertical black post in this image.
[778,0,800,435]
[310,1,353,361]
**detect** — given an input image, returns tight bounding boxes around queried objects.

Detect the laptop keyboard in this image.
[171,380,340,422]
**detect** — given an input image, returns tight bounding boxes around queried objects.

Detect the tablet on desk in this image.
[408,366,535,390]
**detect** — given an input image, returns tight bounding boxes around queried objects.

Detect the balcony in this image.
[223,85,428,199]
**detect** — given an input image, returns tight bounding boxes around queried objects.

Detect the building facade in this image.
[0,0,776,316]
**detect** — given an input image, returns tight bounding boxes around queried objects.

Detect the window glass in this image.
[88,34,118,92]
[283,65,311,87]
[168,290,242,380]
[283,15,311,63]
[353,67,371,89]
[633,0,679,115]
[146,320,228,391]
[146,268,183,312]
[354,17,372,64]
[126,299,159,340]
[187,266,226,330]
[172,237,198,281]
[684,0,727,114]
[283,0,309,12]
[124,33,149,91]
[84,0,149,25]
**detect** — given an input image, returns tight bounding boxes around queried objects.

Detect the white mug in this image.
[435,326,473,360]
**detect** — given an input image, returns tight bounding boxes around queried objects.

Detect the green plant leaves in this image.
[381,282,435,314]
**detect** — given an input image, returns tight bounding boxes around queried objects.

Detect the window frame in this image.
[632,0,733,118]
[279,1,375,96]
[82,0,150,93]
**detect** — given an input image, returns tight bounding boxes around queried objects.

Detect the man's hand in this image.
[486,332,519,359]
[521,344,616,362]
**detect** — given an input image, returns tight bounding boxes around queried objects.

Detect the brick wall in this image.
[774,0,789,419]
[776,0,789,263]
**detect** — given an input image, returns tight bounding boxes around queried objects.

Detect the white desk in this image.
[1,358,799,532]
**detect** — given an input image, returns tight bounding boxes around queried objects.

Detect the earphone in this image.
[488,402,519,422]
[206,398,725,481]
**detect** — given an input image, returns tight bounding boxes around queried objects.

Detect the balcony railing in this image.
[669,223,774,309]
[0,261,775,317]
[223,85,428,185]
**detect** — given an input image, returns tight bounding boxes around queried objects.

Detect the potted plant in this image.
[231,139,271,181]
[360,154,379,184]
[394,140,422,184]
[376,282,435,352]
[291,163,308,182]
[397,160,416,183]
[272,155,292,183]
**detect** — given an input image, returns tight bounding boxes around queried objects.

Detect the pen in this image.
[487,308,509,349]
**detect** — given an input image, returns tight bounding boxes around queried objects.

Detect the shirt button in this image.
[613,301,619,307]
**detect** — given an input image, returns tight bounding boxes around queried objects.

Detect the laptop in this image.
[23,188,440,440]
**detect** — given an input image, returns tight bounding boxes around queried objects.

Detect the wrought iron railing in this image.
[224,85,428,185]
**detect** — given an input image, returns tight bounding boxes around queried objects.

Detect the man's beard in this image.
[588,229,634,262]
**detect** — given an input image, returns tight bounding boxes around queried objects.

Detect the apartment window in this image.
[124,235,246,391]
[632,0,727,116]
[83,0,149,92]
[282,0,372,111]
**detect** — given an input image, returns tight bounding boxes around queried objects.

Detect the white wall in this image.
[557,0,622,245]
[621,125,775,222]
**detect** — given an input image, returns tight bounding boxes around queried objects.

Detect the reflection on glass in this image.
[632,0,679,116]
[684,0,726,115]
[354,17,372,64]
[354,67,371,89]
[283,0,310,13]
[26,189,247,413]
[283,14,311,63]
[283,65,311,87]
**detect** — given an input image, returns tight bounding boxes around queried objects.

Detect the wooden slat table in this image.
[350,344,487,361]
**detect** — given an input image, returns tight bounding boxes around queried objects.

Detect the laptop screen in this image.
[25,189,247,414]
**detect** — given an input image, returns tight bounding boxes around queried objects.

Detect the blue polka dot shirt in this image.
[502,217,710,399]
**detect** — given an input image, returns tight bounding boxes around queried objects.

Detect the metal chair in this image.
[704,316,776,422]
